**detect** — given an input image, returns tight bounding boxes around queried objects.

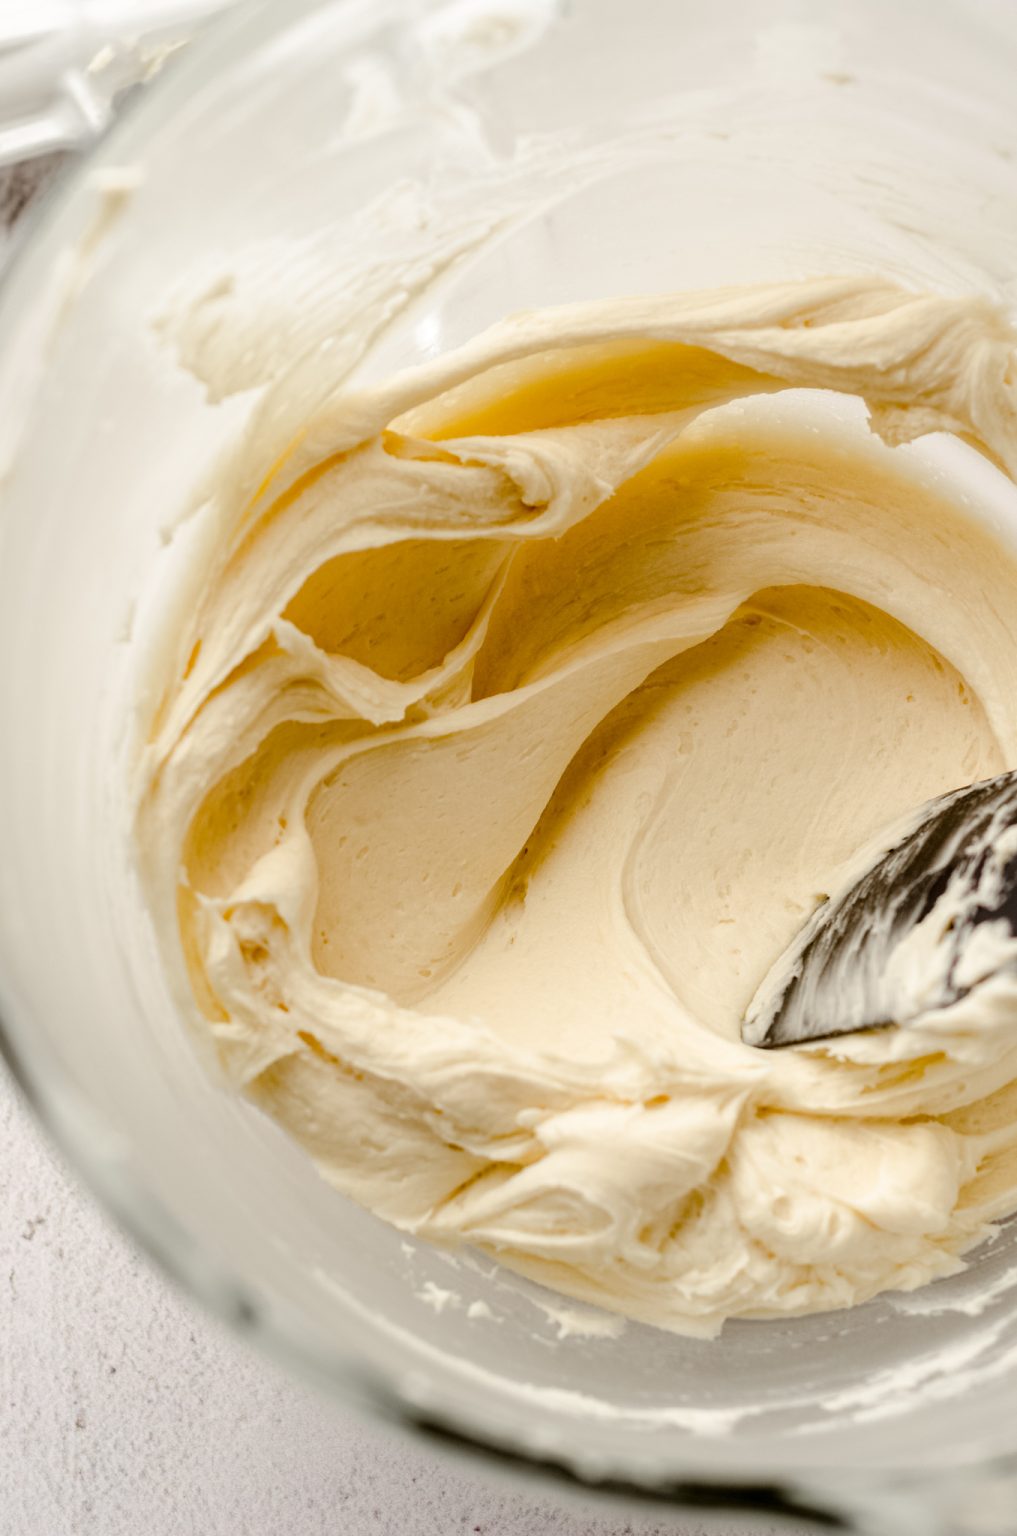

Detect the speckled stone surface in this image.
[0,159,798,1536]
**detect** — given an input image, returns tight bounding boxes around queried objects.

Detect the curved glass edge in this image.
[0,995,868,1530]
[0,1,1005,1528]
[0,0,425,1459]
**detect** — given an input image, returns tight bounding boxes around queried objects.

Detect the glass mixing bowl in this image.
[2,1,1017,1529]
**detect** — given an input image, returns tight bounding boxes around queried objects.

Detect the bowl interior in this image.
[2,0,1017,1502]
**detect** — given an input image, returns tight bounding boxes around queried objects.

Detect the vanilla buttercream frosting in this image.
[137,276,1017,1335]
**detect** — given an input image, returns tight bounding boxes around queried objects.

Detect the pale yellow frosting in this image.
[138,276,1017,1335]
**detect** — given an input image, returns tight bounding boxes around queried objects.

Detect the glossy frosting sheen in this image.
[138,276,1017,1335]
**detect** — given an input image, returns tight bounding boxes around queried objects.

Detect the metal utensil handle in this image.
[0,0,235,166]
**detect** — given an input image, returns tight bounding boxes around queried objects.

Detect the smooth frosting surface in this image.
[138,276,1017,1334]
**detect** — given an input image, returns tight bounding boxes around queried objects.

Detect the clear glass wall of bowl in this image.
[1,2,1017,1530]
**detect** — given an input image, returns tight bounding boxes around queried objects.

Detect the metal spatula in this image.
[742,770,1017,1049]
[0,1,235,168]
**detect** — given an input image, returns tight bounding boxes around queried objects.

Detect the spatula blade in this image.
[742,770,1017,1048]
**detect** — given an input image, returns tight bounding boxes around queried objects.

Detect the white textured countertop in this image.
[0,159,795,1536]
